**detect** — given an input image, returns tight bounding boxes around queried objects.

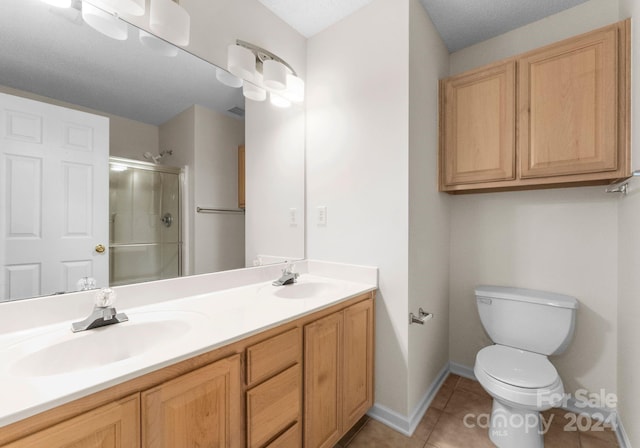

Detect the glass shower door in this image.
[109,158,181,286]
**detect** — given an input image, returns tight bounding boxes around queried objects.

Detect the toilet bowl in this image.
[473,286,578,448]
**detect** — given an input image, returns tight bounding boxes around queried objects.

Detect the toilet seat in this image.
[476,345,557,388]
[474,345,564,410]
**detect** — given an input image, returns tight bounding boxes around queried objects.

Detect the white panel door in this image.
[0,92,109,301]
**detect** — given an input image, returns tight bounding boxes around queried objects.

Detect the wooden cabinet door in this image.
[519,26,619,179]
[440,60,516,188]
[342,300,374,430]
[142,354,242,448]
[304,312,343,448]
[3,395,139,448]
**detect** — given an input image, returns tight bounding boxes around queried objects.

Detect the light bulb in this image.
[263,59,287,90]
[216,68,243,88]
[228,45,256,81]
[82,2,128,41]
[150,0,190,46]
[243,82,266,102]
[270,93,291,108]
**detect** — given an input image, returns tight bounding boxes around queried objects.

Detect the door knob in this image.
[95,244,106,254]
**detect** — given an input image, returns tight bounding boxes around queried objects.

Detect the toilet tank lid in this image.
[475,285,579,309]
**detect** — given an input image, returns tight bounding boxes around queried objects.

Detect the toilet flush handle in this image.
[478,297,492,305]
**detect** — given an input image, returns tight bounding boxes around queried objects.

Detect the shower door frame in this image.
[109,156,183,281]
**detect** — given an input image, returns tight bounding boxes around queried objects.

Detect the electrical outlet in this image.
[317,205,327,226]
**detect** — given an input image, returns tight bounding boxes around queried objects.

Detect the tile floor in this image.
[341,374,619,448]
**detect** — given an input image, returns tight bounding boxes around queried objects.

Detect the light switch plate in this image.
[317,205,327,226]
[289,208,297,226]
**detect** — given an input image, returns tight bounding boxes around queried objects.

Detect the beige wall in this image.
[448,0,622,401]
[307,0,450,427]
[617,0,639,445]
[407,0,451,417]
[160,107,196,273]
[159,106,245,276]
[193,105,245,274]
[244,100,305,266]
[449,188,618,396]
[108,116,159,161]
[307,0,411,417]
[0,85,159,159]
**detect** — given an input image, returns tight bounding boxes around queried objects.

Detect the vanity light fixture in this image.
[149,0,190,46]
[270,93,291,108]
[139,29,179,57]
[243,82,267,102]
[226,40,305,107]
[215,68,243,89]
[81,1,128,40]
[262,59,287,90]
[228,45,257,82]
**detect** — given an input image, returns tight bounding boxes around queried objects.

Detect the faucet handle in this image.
[95,288,116,308]
[284,262,296,275]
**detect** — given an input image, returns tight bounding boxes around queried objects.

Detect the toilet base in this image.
[488,400,544,448]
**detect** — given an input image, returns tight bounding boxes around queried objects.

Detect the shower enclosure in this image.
[109,157,182,286]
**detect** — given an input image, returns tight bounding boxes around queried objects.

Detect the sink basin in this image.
[273,281,339,299]
[4,310,208,377]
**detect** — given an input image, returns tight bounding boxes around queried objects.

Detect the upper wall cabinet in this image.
[441,60,516,186]
[439,20,630,193]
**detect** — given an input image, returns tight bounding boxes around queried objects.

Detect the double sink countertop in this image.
[0,260,377,428]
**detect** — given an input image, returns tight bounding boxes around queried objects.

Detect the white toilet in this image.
[473,285,579,448]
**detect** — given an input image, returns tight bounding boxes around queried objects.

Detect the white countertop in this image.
[0,270,376,428]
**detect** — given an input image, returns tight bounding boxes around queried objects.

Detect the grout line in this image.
[423,408,444,448]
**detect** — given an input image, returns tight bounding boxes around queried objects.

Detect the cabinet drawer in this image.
[247,364,301,448]
[265,422,301,448]
[246,327,300,386]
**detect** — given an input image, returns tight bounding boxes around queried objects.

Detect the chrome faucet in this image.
[272,262,299,286]
[71,288,128,332]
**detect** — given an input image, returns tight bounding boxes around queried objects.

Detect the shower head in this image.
[143,150,173,164]
[143,152,161,164]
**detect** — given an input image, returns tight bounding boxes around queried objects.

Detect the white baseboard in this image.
[367,363,449,437]
[616,417,631,448]
[449,361,476,380]
[367,403,413,436]
[367,361,632,448]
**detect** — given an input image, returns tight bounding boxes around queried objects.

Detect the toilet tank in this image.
[475,285,579,355]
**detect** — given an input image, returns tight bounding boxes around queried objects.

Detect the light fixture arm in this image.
[236,40,297,77]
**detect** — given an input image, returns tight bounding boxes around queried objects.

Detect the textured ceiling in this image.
[259,0,590,52]
[420,0,591,52]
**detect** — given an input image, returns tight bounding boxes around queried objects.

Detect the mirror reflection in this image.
[0,0,304,302]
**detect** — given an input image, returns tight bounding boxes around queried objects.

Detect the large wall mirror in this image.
[0,0,305,302]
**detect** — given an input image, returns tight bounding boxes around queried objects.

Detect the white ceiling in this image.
[257,0,375,38]
[258,0,591,52]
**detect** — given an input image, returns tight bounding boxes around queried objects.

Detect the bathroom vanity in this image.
[0,262,377,448]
